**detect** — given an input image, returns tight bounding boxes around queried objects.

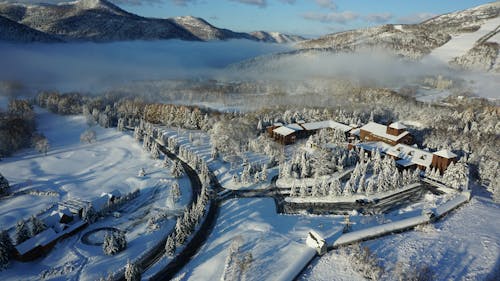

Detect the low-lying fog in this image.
[0,39,498,102]
[0,40,291,93]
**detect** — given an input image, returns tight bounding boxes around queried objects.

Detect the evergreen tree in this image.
[124,260,141,281]
[15,220,31,245]
[0,173,9,195]
[171,182,181,202]
[175,219,187,247]
[103,232,117,255]
[0,229,13,270]
[0,230,13,255]
[330,178,342,196]
[260,165,268,182]
[82,204,98,223]
[29,215,47,236]
[171,160,184,178]
[443,160,469,190]
[150,143,160,159]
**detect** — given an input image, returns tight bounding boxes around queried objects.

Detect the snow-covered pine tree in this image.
[15,220,31,245]
[175,219,187,247]
[365,179,375,194]
[103,232,118,255]
[171,182,181,202]
[261,165,268,182]
[82,204,98,223]
[165,234,176,257]
[171,160,184,178]
[133,127,142,142]
[443,159,469,190]
[299,183,308,197]
[0,230,13,255]
[330,178,342,196]
[310,182,320,197]
[343,182,353,197]
[117,118,125,132]
[0,229,13,270]
[124,260,141,281]
[390,171,401,190]
[151,143,160,159]
[0,173,9,195]
[114,231,127,252]
[29,215,47,236]
[0,240,9,270]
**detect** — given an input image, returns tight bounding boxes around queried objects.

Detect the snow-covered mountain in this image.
[0,0,304,43]
[250,31,306,44]
[295,2,500,71]
[169,16,253,41]
[0,14,61,42]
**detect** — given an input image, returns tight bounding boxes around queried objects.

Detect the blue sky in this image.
[116,0,494,37]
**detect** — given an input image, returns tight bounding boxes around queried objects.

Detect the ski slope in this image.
[426,16,500,64]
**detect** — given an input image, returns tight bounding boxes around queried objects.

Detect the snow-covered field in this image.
[366,195,500,280]
[302,194,500,280]
[175,198,347,281]
[0,108,191,280]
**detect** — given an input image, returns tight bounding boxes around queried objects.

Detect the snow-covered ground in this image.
[175,198,346,281]
[299,252,365,281]
[302,194,500,280]
[0,108,191,280]
[365,195,500,280]
[426,16,500,64]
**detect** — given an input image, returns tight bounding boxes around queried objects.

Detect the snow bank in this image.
[332,215,430,248]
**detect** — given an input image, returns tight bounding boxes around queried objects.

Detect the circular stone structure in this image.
[81,227,121,246]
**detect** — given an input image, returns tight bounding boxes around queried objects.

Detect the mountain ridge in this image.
[0,0,305,43]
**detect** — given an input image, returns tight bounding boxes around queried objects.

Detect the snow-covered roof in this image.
[286,124,304,131]
[43,210,72,228]
[300,120,353,132]
[274,126,296,136]
[396,159,416,167]
[273,126,297,136]
[355,141,392,154]
[57,206,73,217]
[433,149,458,159]
[389,122,407,130]
[349,128,360,136]
[387,144,433,168]
[360,122,409,141]
[91,196,109,211]
[15,228,58,255]
[100,189,121,200]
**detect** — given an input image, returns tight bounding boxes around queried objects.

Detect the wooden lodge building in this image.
[268,119,458,173]
[359,122,413,146]
[267,120,353,145]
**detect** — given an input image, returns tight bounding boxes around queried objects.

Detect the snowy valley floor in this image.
[0,108,191,280]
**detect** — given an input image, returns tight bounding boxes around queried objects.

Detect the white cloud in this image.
[302,11,358,24]
[363,12,393,23]
[397,12,436,24]
[229,0,267,8]
[314,0,336,10]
